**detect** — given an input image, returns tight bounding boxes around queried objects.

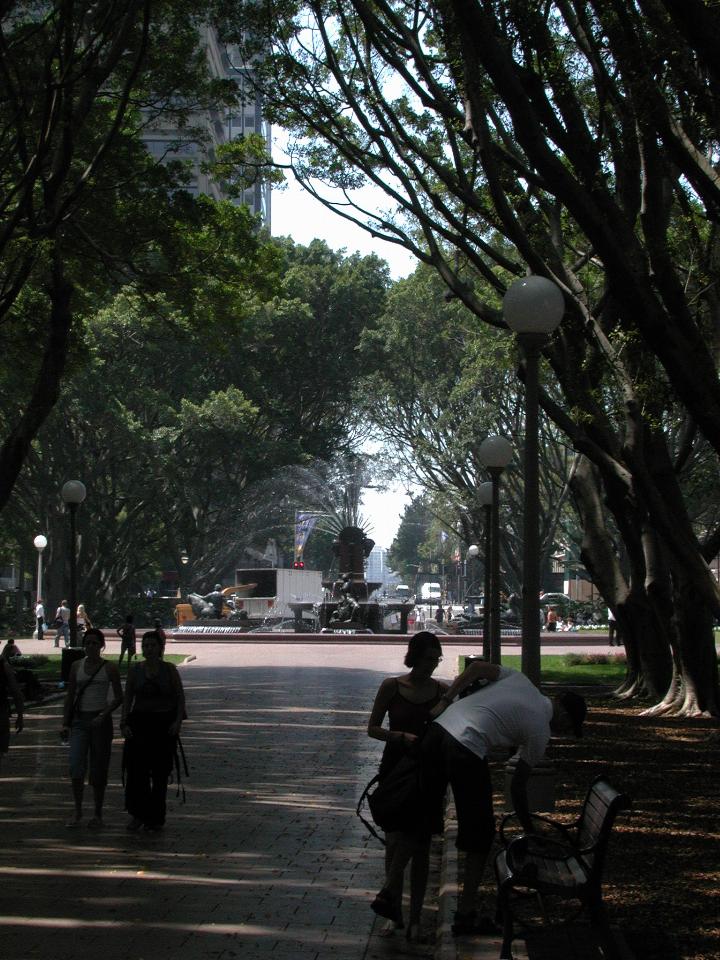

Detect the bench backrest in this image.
[576,776,631,881]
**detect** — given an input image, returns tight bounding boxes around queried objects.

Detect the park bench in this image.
[494,775,631,960]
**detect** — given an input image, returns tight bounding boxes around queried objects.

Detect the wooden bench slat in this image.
[495,776,630,960]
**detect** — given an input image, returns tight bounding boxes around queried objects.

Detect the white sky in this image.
[271,167,417,548]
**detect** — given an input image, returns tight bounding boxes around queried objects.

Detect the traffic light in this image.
[293,560,305,569]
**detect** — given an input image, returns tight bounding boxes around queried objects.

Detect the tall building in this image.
[223,42,272,227]
[366,546,399,591]
[141,25,271,226]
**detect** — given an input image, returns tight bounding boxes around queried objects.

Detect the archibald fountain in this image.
[319,525,414,633]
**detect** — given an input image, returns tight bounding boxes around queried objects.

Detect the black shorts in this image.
[422,723,495,854]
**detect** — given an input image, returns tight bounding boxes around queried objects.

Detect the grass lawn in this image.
[14,653,186,684]
[458,653,627,686]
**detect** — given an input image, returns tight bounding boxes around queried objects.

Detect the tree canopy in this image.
[233,0,720,713]
[5,236,389,617]
[0,1,238,509]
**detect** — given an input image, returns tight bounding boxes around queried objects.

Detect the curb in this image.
[436,804,528,960]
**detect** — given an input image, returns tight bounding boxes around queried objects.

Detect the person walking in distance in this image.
[54,600,71,648]
[35,598,45,641]
[121,631,186,832]
[76,604,92,636]
[117,615,137,666]
[60,629,123,827]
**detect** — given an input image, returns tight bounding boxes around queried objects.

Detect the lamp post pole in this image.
[466,545,479,616]
[479,436,513,665]
[478,482,493,661]
[61,480,86,648]
[504,277,564,686]
[33,534,48,639]
[180,549,189,598]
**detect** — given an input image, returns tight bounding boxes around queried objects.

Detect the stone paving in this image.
[1,639,633,960]
[1,645,408,960]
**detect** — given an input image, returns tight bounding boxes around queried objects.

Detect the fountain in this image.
[318,526,413,634]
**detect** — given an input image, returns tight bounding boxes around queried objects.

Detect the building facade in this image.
[142,25,271,226]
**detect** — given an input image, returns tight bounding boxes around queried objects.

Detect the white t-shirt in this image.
[77,662,111,712]
[35,602,44,619]
[435,666,552,767]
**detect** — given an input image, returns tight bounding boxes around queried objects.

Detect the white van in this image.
[420,582,442,602]
[395,584,412,600]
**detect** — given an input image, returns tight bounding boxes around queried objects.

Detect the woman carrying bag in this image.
[121,630,186,833]
[61,629,123,828]
[366,631,448,942]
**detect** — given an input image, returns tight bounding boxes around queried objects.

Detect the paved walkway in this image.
[1,640,632,960]
[1,646,398,960]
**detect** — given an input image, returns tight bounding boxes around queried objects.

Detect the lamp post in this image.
[478,482,493,660]
[33,534,47,639]
[479,436,514,664]
[466,544,479,614]
[504,276,564,685]
[61,480,86,647]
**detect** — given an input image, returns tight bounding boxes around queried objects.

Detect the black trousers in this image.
[124,711,176,827]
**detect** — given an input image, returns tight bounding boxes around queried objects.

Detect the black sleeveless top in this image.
[131,661,176,713]
[378,678,444,780]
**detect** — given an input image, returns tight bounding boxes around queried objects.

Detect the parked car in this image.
[540,592,573,610]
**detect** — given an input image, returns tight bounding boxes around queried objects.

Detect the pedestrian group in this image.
[367,630,587,940]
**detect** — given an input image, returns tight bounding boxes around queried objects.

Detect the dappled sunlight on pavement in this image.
[0,659,395,960]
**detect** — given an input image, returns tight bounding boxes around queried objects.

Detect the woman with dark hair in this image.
[120,630,185,832]
[367,630,448,941]
[61,629,123,827]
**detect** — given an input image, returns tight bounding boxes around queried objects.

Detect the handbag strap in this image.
[73,661,105,712]
[356,774,386,846]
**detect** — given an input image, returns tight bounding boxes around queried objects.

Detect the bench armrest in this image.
[499,811,574,847]
[505,834,578,880]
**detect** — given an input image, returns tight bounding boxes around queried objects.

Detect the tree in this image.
[387,496,431,581]
[0,1,237,509]
[7,236,389,612]
[360,264,579,599]
[228,0,720,714]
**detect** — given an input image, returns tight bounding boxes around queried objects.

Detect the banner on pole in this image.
[295,511,319,560]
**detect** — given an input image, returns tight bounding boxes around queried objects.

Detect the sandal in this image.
[451,911,500,936]
[371,889,403,925]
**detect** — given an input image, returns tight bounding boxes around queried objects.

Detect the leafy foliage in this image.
[6,236,389,613]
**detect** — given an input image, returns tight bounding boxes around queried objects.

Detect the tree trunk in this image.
[632,427,720,716]
[570,456,673,700]
[0,261,74,511]
[645,566,720,717]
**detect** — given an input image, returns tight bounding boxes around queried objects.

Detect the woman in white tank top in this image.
[61,629,122,828]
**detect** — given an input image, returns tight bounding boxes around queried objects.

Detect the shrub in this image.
[12,654,48,668]
[563,652,626,666]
